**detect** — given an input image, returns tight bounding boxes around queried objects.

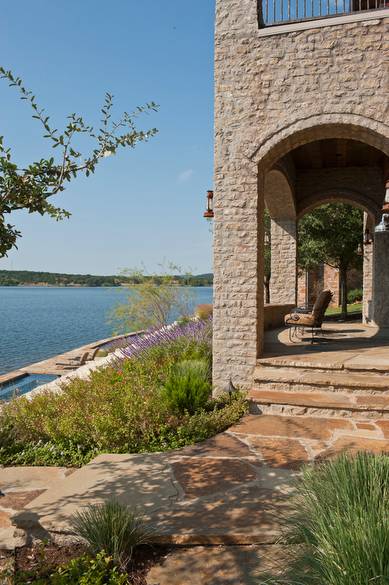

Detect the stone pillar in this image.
[297,270,308,307]
[372,231,389,327]
[363,213,374,325]
[270,218,297,305]
[212,160,263,392]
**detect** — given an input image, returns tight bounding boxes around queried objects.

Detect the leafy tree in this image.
[298,203,363,318]
[0,67,158,257]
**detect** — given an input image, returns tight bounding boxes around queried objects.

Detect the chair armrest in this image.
[292,305,312,314]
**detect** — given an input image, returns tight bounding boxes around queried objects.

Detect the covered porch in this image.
[263,319,389,372]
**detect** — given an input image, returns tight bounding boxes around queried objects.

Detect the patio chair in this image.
[284,289,334,343]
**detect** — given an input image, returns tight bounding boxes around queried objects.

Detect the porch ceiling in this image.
[289,139,386,170]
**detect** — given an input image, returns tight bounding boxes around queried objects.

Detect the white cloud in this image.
[177,169,194,183]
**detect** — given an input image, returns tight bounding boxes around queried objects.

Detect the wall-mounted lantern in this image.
[375,180,389,234]
[203,190,214,219]
[364,227,373,246]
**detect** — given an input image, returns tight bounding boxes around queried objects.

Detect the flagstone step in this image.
[249,387,389,414]
[257,356,389,374]
[253,365,389,393]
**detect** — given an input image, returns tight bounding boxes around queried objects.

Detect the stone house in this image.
[213,0,389,390]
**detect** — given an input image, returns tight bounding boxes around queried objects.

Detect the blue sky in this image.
[0,1,214,275]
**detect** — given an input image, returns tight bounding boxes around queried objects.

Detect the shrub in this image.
[195,304,213,320]
[0,319,247,467]
[53,553,129,584]
[70,501,151,570]
[110,265,194,333]
[161,359,211,415]
[29,552,129,584]
[347,288,363,304]
[268,452,389,585]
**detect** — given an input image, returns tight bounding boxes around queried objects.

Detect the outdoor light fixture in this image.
[357,243,363,256]
[265,231,271,246]
[375,180,389,234]
[203,190,214,219]
[364,227,373,246]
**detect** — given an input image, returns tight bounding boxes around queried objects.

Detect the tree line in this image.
[0,270,213,288]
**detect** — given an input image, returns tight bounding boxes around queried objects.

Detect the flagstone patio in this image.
[2,414,389,549]
[1,407,389,582]
[263,321,389,370]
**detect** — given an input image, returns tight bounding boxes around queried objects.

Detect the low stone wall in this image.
[264,303,295,331]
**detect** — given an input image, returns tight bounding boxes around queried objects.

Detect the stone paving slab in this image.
[0,467,69,492]
[14,454,178,535]
[0,467,71,551]
[147,545,292,585]
[12,445,295,546]
[150,485,291,545]
[229,414,354,441]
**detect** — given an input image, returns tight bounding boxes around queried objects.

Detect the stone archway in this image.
[260,127,388,344]
[249,114,389,169]
[213,117,389,391]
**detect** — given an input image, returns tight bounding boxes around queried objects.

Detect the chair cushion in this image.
[285,313,316,326]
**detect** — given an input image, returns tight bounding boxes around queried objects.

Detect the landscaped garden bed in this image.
[10,542,170,584]
[0,318,247,467]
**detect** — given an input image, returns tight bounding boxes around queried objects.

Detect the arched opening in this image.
[259,127,389,363]
[297,201,366,321]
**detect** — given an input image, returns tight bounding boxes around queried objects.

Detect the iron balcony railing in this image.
[259,0,389,26]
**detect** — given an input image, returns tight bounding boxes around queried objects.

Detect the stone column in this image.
[363,213,373,325]
[213,160,263,392]
[372,231,389,327]
[270,218,297,305]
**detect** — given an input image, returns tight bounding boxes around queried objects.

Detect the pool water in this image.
[0,373,58,401]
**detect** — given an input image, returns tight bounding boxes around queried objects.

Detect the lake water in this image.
[0,286,213,375]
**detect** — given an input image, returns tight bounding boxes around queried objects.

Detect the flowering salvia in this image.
[120,318,212,360]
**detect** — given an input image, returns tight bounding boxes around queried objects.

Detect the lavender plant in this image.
[120,318,212,360]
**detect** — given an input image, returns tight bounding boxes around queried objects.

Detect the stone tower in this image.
[213,0,389,390]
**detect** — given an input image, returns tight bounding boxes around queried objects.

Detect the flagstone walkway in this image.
[2,412,389,582]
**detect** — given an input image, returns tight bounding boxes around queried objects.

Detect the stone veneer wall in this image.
[297,265,340,308]
[213,1,389,390]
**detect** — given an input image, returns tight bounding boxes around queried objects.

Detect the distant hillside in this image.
[0,270,213,287]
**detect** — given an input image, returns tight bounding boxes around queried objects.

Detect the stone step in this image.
[249,387,389,414]
[253,365,389,393]
[257,356,389,374]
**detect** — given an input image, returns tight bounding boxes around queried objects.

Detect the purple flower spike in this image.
[120,318,212,360]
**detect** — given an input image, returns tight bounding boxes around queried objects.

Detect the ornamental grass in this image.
[263,452,389,585]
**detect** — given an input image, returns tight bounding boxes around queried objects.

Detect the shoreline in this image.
[0,332,134,386]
